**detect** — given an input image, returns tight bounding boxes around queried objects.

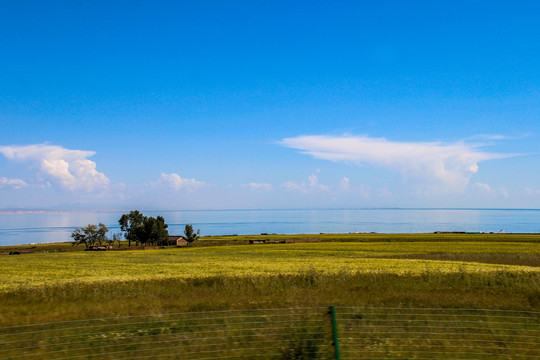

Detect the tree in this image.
[95,223,109,245]
[184,224,200,245]
[71,223,108,248]
[143,215,169,246]
[119,211,169,246]
[71,227,89,248]
[119,210,144,246]
[107,232,123,248]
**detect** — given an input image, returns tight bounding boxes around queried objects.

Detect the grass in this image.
[1,237,539,358]
[2,232,539,254]
[1,242,539,292]
[200,232,540,246]
[1,272,539,359]
[371,252,540,266]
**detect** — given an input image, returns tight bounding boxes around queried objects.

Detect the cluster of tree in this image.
[118,210,169,246]
[71,223,122,249]
[71,210,200,249]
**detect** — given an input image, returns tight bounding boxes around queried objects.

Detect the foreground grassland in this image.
[0,238,539,328]
[1,235,538,359]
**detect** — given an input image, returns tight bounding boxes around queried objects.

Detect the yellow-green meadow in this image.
[1,241,539,291]
[0,236,538,329]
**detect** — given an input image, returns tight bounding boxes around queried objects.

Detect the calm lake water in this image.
[0,209,539,246]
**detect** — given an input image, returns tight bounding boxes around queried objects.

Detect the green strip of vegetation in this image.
[2,232,539,254]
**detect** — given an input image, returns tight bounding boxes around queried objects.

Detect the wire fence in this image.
[335,307,540,359]
[0,306,538,359]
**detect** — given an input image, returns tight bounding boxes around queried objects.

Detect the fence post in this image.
[329,305,341,360]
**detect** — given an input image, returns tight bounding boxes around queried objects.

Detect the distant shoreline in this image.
[1,207,540,215]
[0,210,126,215]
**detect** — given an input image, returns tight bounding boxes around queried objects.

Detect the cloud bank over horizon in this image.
[0,144,110,192]
[151,173,205,191]
[0,138,527,210]
[281,135,509,192]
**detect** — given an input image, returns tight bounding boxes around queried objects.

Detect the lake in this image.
[0,209,539,246]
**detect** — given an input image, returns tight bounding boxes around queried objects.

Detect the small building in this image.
[249,239,286,244]
[86,245,112,251]
[168,235,189,247]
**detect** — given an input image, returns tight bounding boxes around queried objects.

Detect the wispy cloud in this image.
[280,173,372,197]
[242,182,273,192]
[0,144,109,192]
[281,135,509,192]
[339,177,350,191]
[152,173,205,191]
[0,177,28,189]
[472,182,509,198]
[281,174,330,194]
[472,182,494,193]
[469,133,532,141]
[526,187,540,196]
[469,134,509,141]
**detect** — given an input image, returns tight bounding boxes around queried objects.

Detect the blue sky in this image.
[0,0,539,210]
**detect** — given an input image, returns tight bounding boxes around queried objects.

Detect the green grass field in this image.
[200,232,540,243]
[1,236,539,359]
[2,232,539,254]
[1,238,539,319]
[1,241,539,292]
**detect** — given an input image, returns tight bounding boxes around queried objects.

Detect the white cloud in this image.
[377,187,392,198]
[281,180,305,193]
[242,182,273,192]
[470,134,508,141]
[0,144,109,192]
[469,133,531,141]
[281,135,509,192]
[339,177,350,191]
[473,182,509,198]
[473,182,494,193]
[0,177,28,189]
[526,187,540,196]
[356,184,371,198]
[153,173,205,191]
[281,173,330,194]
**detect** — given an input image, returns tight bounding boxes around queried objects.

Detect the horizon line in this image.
[1,207,540,214]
